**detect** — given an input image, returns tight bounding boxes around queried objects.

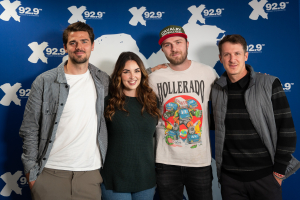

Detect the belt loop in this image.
[71,172,75,196]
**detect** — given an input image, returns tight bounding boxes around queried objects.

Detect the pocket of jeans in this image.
[87,170,103,185]
[271,175,282,188]
[97,170,103,184]
[31,173,41,193]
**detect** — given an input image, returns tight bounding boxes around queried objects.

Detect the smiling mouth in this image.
[128,80,137,85]
[171,53,180,57]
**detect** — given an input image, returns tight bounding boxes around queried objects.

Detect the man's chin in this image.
[71,58,88,64]
[169,58,186,66]
[166,54,187,66]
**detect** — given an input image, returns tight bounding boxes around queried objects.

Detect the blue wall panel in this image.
[0,0,299,199]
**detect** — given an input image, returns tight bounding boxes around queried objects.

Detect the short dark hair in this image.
[218,34,247,55]
[63,22,95,46]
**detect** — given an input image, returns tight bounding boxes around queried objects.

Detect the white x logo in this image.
[0,0,21,22]
[249,0,268,20]
[0,171,22,196]
[188,5,206,24]
[68,5,86,24]
[0,83,21,106]
[28,42,48,64]
[129,6,146,26]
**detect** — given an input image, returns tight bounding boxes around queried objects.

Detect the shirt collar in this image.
[226,70,250,89]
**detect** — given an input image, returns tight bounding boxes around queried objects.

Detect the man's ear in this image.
[92,42,95,51]
[64,44,68,53]
[244,52,249,61]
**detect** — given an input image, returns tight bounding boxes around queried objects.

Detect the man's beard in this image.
[69,51,88,64]
[166,48,188,65]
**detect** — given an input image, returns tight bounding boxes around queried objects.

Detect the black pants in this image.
[221,173,282,200]
[155,163,213,200]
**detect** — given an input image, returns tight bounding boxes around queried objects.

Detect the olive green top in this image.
[101,96,157,192]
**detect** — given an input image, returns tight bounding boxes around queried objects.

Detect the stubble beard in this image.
[70,51,89,64]
[166,48,188,66]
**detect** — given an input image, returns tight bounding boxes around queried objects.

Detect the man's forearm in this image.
[146,64,168,75]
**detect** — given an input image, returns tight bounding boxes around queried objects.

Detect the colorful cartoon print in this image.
[163,95,203,148]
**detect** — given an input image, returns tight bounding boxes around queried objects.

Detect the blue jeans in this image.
[101,184,156,200]
[155,163,213,200]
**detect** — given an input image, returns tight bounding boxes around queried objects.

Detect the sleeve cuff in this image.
[146,67,152,75]
[273,162,287,175]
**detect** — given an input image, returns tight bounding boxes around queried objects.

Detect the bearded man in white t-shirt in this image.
[19,22,109,200]
[148,25,218,200]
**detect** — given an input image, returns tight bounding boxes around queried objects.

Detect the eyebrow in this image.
[163,39,184,45]
[122,68,140,71]
[223,51,243,54]
[174,39,184,42]
[69,39,89,43]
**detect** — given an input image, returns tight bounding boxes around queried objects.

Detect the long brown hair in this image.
[105,52,160,121]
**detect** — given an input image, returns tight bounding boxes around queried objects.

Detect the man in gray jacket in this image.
[211,34,299,200]
[19,22,109,200]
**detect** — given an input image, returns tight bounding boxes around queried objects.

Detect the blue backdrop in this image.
[0,0,299,199]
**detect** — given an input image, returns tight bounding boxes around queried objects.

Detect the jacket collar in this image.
[56,61,68,84]
[216,64,256,89]
[88,63,102,81]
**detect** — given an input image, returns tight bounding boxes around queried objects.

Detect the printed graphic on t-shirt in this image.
[163,95,203,148]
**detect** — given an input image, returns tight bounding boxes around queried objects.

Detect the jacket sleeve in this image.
[209,92,215,131]
[100,71,110,97]
[271,79,297,175]
[209,79,218,131]
[19,76,43,175]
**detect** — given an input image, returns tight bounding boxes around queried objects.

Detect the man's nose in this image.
[76,42,83,50]
[229,55,235,62]
[171,44,177,52]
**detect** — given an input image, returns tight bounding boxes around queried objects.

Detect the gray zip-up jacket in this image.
[211,64,300,182]
[19,61,109,182]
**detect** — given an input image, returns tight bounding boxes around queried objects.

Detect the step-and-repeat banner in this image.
[0,0,299,199]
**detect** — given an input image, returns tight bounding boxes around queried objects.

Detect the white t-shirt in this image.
[45,69,101,171]
[149,61,218,167]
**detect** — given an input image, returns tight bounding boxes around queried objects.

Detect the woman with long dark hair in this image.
[101,52,160,200]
